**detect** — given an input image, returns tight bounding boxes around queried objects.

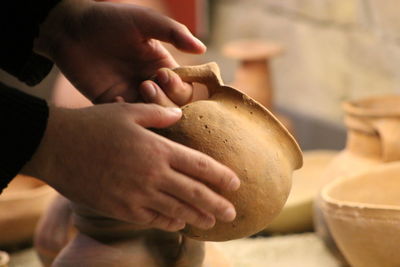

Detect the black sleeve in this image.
[0,83,49,192]
[0,0,61,86]
[0,1,61,192]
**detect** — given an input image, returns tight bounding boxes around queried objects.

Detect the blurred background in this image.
[2,1,400,266]
[2,0,400,150]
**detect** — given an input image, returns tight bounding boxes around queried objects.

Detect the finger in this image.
[130,103,182,128]
[134,7,206,54]
[159,170,237,223]
[169,145,240,192]
[139,80,177,107]
[133,208,186,232]
[148,191,215,229]
[155,68,194,106]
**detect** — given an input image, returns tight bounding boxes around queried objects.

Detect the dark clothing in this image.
[0,0,61,192]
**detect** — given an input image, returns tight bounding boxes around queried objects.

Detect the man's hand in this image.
[22,103,240,232]
[34,0,201,104]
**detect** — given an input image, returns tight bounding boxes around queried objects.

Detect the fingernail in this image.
[194,37,207,51]
[227,177,240,191]
[174,220,186,230]
[167,107,182,115]
[141,82,157,102]
[222,207,236,222]
[158,69,170,84]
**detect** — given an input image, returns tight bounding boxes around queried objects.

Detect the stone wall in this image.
[209,0,400,125]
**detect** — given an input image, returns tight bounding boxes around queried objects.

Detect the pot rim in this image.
[238,86,303,170]
[342,95,400,118]
[321,162,400,212]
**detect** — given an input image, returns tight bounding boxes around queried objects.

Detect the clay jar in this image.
[314,95,400,261]
[222,39,294,133]
[0,175,55,248]
[159,62,302,241]
[321,162,400,267]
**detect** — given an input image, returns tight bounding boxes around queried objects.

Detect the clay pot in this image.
[158,62,302,241]
[265,150,338,233]
[321,162,400,267]
[0,251,9,267]
[35,197,232,267]
[222,39,294,134]
[34,195,76,267]
[37,201,231,267]
[314,95,400,261]
[53,231,231,267]
[0,175,55,248]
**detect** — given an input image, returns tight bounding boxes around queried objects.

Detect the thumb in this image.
[133,104,182,129]
[133,7,206,54]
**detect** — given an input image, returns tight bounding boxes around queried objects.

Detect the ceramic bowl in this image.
[321,162,400,267]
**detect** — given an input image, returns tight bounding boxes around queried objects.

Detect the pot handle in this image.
[373,118,400,162]
[172,62,224,96]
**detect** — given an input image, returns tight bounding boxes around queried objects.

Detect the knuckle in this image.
[217,170,232,189]
[195,156,209,172]
[171,204,186,217]
[150,104,164,118]
[189,185,205,201]
[130,208,151,224]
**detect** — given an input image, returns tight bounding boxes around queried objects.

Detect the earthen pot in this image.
[265,150,338,233]
[222,39,294,134]
[0,251,9,267]
[53,229,231,267]
[314,95,400,262]
[158,62,302,241]
[50,202,231,267]
[35,196,228,267]
[34,195,76,267]
[0,175,55,248]
[321,162,400,267]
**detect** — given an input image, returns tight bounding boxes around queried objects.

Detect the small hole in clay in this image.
[234,105,238,109]
[250,111,253,114]
[199,115,203,119]
[204,125,208,129]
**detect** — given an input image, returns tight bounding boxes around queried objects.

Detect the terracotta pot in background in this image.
[222,39,294,134]
[314,95,400,263]
[322,162,400,267]
[265,150,338,234]
[0,175,55,249]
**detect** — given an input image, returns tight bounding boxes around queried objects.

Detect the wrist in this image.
[21,106,64,183]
